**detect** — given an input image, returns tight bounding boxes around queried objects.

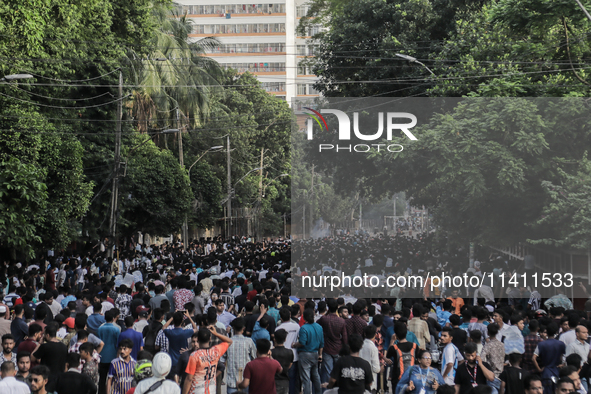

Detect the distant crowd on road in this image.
[0,233,588,394]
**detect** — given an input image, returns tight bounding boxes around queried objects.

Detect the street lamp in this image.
[187,146,224,177]
[261,173,289,198]
[395,53,435,76]
[183,145,224,248]
[0,74,33,82]
[123,128,179,176]
[233,167,263,188]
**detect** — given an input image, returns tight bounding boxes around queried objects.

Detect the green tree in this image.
[119,136,192,237]
[0,158,48,258]
[186,71,293,236]
[128,5,222,133]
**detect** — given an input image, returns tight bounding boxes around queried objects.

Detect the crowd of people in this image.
[0,233,587,394]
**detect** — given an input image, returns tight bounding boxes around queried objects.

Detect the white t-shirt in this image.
[276,321,300,361]
[77,268,87,284]
[442,343,463,385]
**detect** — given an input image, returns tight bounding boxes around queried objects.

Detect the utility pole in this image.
[226,135,231,240]
[177,108,187,250]
[257,148,264,241]
[303,191,306,240]
[309,164,314,238]
[108,71,123,258]
[359,202,362,230]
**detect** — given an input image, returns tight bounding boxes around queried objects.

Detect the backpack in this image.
[393,343,417,380]
[143,321,163,354]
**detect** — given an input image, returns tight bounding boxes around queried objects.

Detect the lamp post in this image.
[256,173,289,242]
[220,167,261,240]
[395,53,435,76]
[184,145,223,248]
[123,128,179,176]
[109,127,178,258]
[0,74,33,82]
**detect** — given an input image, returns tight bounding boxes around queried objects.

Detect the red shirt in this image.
[17,339,40,367]
[246,290,258,301]
[243,357,282,394]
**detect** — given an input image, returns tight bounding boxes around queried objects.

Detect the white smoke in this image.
[310,219,331,239]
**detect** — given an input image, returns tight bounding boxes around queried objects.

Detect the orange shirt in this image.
[185,342,230,394]
[447,296,464,315]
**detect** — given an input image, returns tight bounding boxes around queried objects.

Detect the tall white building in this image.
[175,0,321,104]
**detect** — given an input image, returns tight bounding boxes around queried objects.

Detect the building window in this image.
[193,23,285,35]
[209,43,285,54]
[297,84,307,95]
[298,63,310,75]
[187,4,286,15]
[222,62,286,72]
[296,5,309,17]
[261,82,285,92]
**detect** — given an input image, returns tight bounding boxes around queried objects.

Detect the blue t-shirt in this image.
[99,323,121,363]
[87,313,106,335]
[118,328,144,361]
[163,327,194,366]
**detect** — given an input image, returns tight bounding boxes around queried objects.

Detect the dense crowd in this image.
[0,234,587,394]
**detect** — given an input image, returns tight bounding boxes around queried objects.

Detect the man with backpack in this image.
[387,323,418,390]
[142,308,164,355]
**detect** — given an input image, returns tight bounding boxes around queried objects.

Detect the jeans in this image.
[289,361,301,394]
[320,354,339,389]
[299,351,321,394]
[227,388,239,394]
[277,380,289,394]
[488,377,501,394]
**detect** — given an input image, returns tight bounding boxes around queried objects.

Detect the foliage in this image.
[529,155,591,250]
[119,136,192,236]
[128,5,222,133]
[0,158,48,257]
[187,160,223,229]
[185,70,293,236]
[299,0,591,249]
[0,0,170,254]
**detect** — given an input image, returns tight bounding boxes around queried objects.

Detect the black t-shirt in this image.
[330,355,373,394]
[454,361,492,394]
[386,342,416,386]
[452,328,468,352]
[271,346,294,380]
[500,366,527,394]
[33,341,68,385]
[245,313,277,336]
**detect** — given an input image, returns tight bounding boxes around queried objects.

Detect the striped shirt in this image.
[108,356,136,394]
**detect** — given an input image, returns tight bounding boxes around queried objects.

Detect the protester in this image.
[237,338,283,394]
[134,353,179,394]
[106,339,137,394]
[182,327,232,394]
[0,360,30,394]
[293,309,324,394]
[32,322,69,392]
[323,334,373,394]
[225,317,256,394]
[54,352,98,394]
[395,349,444,394]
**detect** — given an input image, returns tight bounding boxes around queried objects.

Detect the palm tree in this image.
[127,4,223,134]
